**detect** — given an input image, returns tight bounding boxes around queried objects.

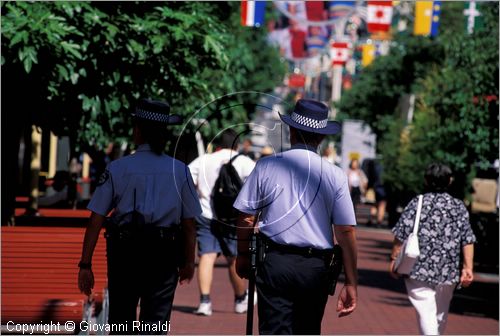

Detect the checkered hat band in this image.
[134,109,171,123]
[291,112,327,129]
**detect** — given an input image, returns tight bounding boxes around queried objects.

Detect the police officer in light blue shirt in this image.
[234,99,359,335]
[78,99,201,334]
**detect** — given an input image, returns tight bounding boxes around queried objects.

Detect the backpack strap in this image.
[229,153,242,165]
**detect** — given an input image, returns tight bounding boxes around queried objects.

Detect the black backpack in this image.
[212,154,243,222]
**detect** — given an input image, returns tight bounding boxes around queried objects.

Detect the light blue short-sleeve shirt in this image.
[233,143,356,249]
[88,144,202,227]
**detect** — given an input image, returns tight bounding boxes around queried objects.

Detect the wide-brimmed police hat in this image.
[132,98,183,125]
[279,99,341,135]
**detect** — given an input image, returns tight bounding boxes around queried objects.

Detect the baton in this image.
[246,232,256,335]
[246,214,259,335]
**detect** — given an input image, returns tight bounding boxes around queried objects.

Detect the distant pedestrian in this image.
[347,159,367,206]
[189,129,256,316]
[390,163,476,335]
[240,138,256,161]
[78,99,201,334]
[363,159,387,227]
[321,145,335,165]
[235,99,358,334]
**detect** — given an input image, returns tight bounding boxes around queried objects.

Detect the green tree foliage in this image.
[186,2,286,139]
[1,1,285,148]
[337,2,498,198]
[412,3,498,196]
[336,35,443,137]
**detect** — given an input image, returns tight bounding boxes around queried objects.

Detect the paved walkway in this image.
[170,227,499,335]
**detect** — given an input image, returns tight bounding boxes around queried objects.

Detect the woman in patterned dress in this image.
[389,163,476,335]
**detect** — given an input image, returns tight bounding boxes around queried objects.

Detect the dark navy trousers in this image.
[256,249,330,335]
[106,233,179,335]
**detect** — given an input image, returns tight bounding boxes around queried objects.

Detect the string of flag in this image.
[240,0,486,88]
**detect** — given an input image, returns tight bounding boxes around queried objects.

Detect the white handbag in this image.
[394,195,423,275]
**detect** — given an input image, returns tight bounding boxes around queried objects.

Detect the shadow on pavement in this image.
[172,305,197,315]
[376,295,412,307]
[358,268,407,295]
[450,282,499,320]
[357,232,393,249]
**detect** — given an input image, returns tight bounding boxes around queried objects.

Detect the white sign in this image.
[340,120,377,172]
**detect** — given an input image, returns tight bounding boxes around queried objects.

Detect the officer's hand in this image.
[389,260,400,279]
[336,284,357,317]
[78,268,94,296]
[236,255,251,279]
[179,262,195,285]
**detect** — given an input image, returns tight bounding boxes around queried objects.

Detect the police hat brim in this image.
[279,113,341,135]
[132,113,184,125]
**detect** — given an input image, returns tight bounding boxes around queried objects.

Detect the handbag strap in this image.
[413,195,424,234]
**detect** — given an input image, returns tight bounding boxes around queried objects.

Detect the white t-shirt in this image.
[348,170,361,188]
[189,149,256,219]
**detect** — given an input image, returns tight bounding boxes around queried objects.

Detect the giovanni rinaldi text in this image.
[6,320,171,334]
[80,321,171,333]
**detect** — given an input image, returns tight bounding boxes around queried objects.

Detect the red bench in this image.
[1,226,107,325]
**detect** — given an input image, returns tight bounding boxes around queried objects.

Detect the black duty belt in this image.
[263,236,333,258]
[105,225,180,241]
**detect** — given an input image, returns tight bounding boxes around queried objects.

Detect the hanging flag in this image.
[290,28,307,59]
[362,43,376,67]
[288,73,306,88]
[305,1,325,22]
[361,40,390,67]
[328,0,356,20]
[414,1,441,36]
[330,42,350,66]
[241,1,266,27]
[464,1,483,34]
[430,1,441,37]
[306,26,328,56]
[414,2,432,35]
[367,1,393,33]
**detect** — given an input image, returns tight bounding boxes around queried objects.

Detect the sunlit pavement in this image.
[170,226,499,335]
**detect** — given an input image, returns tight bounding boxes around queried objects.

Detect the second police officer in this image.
[234,99,359,334]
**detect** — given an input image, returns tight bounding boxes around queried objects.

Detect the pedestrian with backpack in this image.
[188,129,256,316]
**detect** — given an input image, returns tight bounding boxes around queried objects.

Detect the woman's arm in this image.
[389,237,403,278]
[460,243,474,287]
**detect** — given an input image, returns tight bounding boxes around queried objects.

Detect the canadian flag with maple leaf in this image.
[330,42,350,66]
[367,0,393,33]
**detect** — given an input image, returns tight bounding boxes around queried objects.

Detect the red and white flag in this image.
[330,42,349,66]
[367,1,393,33]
